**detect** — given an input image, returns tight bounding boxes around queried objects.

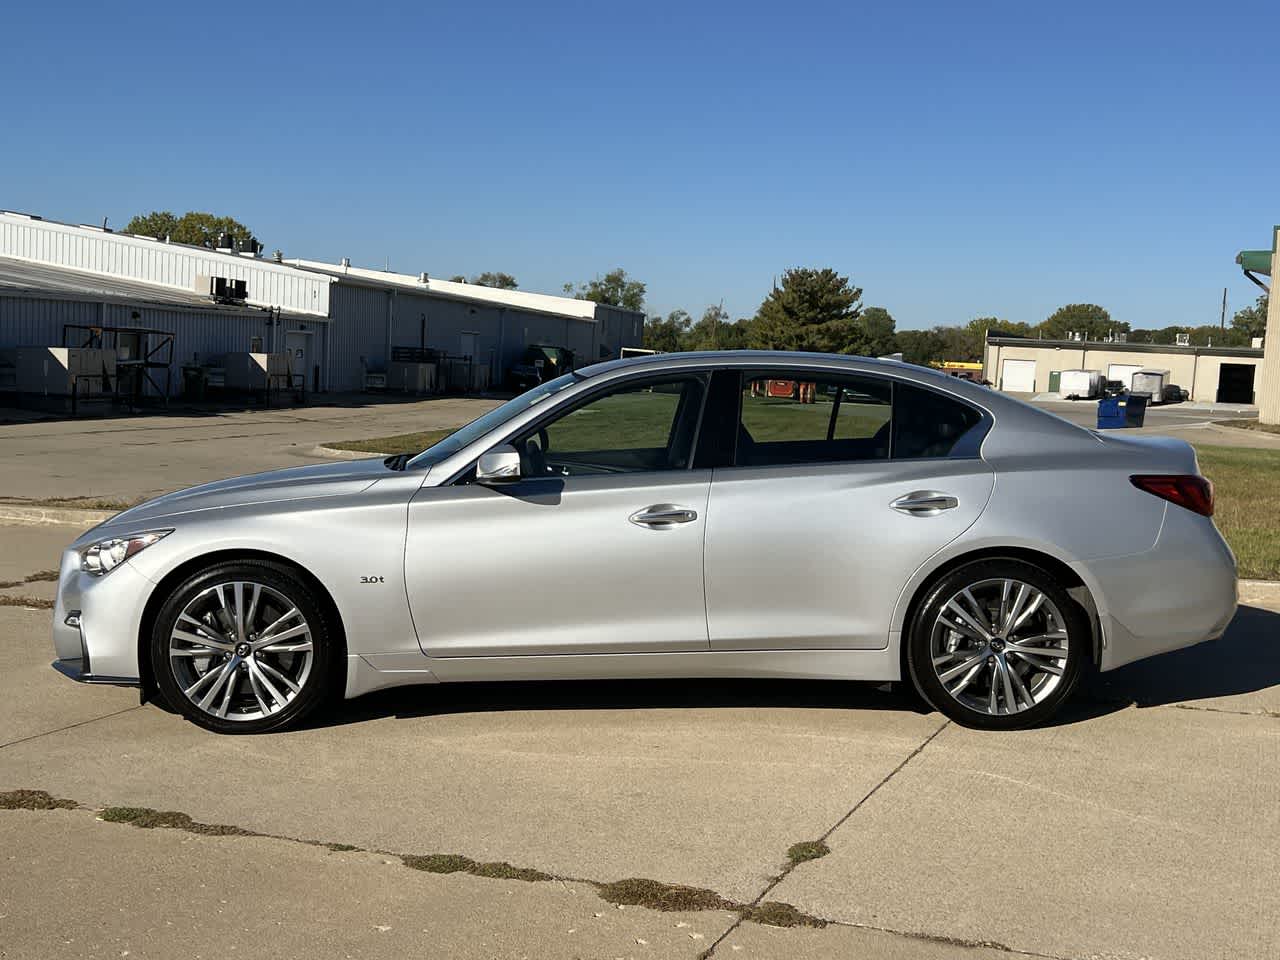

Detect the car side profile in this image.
[51,351,1238,733]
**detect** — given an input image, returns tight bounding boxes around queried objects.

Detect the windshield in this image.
[406,372,581,469]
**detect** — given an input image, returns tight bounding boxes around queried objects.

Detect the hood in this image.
[104,457,397,528]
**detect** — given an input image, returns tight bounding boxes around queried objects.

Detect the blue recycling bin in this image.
[1097,395,1147,429]
[1097,397,1125,429]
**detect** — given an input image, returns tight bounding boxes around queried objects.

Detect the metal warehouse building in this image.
[984,335,1265,404]
[0,210,643,398]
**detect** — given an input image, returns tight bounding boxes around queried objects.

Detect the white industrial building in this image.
[0,210,643,401]
[984,335,1265,404]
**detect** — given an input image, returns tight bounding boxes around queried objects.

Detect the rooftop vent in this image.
[420,272,429,283]
[340,257,351,269]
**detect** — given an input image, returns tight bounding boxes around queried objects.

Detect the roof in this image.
[287,258,606,322]
[0,255,309,318]
[985,335,1263,358]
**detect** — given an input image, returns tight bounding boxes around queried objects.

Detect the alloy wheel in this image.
[168,581,314,722]
[928,577,1071,716]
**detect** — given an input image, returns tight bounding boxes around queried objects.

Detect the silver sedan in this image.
[51,351,1238,733]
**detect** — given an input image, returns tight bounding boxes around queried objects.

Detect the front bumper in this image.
[50,546,153,685]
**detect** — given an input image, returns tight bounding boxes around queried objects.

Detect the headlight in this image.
[78,530,172,577]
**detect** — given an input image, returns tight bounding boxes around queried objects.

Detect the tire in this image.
[150,560,341,734]
[906,559,1089,730]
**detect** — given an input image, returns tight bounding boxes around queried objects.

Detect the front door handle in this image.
[891,491,959,516]
[630,504,698,527]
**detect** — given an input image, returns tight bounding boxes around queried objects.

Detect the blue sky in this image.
[4,0,1276,329]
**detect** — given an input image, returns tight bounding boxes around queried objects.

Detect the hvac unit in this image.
[223,352,291,391]
[15,347,117,396]
[194,274,249,302]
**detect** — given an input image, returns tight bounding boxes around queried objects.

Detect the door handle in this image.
[629,504,698,527]
[891,491,959,516]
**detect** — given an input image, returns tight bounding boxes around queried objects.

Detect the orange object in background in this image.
[766,379,796,398]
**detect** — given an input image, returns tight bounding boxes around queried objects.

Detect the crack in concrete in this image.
[825,918,1077,960]
[0,705,144,750]
[699,719,951,958]
[0,793,821,931]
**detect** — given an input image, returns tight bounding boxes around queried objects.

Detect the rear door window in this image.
[735,373,980,466]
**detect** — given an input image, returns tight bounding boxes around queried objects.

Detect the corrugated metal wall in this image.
[0,214,330,317]
[0,292,298,396]
[1259,228,1280,424]
[327,281,610,390]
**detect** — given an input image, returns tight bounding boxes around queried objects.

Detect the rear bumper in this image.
[1080,506,1238,672]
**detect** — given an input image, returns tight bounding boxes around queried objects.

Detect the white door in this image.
[1000,359,1036,393]
[284,331,310,388]
[1107,364,1142,390]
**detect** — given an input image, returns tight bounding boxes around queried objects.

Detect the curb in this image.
[0,505,116,528]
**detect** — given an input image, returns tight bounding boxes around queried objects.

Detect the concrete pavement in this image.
[3,395,1280,959]
[0,395,500,502]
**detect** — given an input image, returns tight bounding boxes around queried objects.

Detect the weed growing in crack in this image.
[596,878,737,912]
[741,901,827,928]
[785,839,830,864]
[0,789,77,810]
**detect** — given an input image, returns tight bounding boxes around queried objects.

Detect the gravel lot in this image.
[2,397,1278,960]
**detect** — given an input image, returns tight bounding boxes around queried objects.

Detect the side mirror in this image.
[475,444,522,484]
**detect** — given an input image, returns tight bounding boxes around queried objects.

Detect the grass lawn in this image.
[326,429,455,455]
[1192,444,1280,581]
[1219,419,1280,436]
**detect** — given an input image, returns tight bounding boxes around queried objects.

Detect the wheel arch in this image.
[136,548,348,704]
[895,546,1102,685]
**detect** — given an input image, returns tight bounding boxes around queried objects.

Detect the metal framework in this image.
[62,323,175,407]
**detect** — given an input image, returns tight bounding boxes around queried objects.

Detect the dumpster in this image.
[1097,395,1148,429]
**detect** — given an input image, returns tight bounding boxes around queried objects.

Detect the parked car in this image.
[51,350,1237,733]
[506,344,574,392]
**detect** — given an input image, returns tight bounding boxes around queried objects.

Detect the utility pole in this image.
[1220,287,1228,330]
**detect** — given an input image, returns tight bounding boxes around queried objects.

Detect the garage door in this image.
[1107,364,1143,390]
[1000,359,1036,393]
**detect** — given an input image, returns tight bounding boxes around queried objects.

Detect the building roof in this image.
[0,255,306,318]
[286,258,603,322]
[986,335,1263,358]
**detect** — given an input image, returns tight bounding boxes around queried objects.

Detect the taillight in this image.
[1130,474,1214,517]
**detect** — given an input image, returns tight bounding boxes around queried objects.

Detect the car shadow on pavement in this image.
[1068,603,1280,722]
[317,605,1280,730]
[316,676,929,729]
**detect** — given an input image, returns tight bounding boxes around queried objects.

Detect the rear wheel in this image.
[907,560,1088,730]
[150,561,339,734]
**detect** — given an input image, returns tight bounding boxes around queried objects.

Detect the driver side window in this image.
[521,376,708,477]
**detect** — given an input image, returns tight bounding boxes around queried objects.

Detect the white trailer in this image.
[1058,369,1103,399]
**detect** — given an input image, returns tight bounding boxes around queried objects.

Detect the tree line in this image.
[121,211,1269,360]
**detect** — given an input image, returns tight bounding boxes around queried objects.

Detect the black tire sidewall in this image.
[907,559,1088,730]
[150,560,338,734]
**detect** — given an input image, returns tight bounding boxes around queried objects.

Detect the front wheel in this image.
[150,560,340,734]
[906,560,1089,730]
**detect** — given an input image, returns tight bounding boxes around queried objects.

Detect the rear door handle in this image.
[891,491,959,516]
[630,504,698,527]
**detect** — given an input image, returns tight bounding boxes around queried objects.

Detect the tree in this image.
[124,210,255,248]
[471,271,518,290]
[1041,303,1126,341]
[682,304,733,351]
[749,267,863,353]
[1232,294,1270,341]
[564,268,646,312]
[856,306,898,357]
[644,309,692,352]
